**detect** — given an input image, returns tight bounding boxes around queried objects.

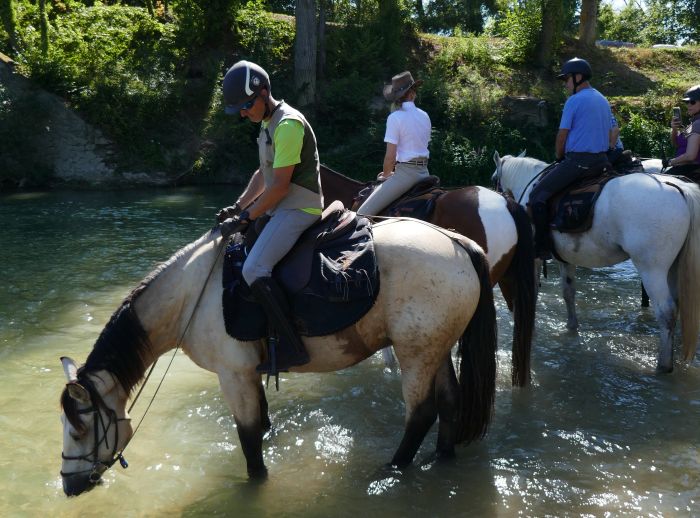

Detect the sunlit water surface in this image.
[1,187,698,516]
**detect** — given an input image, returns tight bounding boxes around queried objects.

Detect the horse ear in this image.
[493,150,501,166]
[61,356,79,382]
[517,149,527,157]
[67,381,91,404]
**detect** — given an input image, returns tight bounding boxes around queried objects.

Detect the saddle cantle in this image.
[222,201,380,341]
[547,162,619,233]
[353,175,444,220]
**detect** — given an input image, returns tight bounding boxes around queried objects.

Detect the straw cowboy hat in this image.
[383,71,423,102]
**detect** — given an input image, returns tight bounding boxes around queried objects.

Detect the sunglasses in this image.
[685,100,697,106]
[240,95,258,111]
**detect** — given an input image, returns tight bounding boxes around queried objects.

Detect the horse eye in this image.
[70,432,82,441]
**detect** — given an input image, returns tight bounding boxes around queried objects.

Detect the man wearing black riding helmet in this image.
[216,60,324,374]
[668,84,700,173]
[528,57,613,260]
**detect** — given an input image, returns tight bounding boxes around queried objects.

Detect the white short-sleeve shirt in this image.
[384,101,431,162]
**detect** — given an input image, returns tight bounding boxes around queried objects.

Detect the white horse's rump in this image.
[59,218,497,495]
[493,152,700,372]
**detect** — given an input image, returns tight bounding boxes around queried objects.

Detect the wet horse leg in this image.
[638,267,678,372]
[389,366,440,468]
[434,356,459,459]
[217,371,268,478]
[559,262,578,330]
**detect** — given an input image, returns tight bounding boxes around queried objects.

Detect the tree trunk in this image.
[414,0,425,28]
[579,0,598,46]
[0,0,17,52]
[535,0,563,68]
[317,0,326,85]
[39,0,48,55]
[295,0,317,109]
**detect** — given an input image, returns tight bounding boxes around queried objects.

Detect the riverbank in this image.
[2,5,700,190]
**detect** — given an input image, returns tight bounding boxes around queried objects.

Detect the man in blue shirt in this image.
[529,58,613,259]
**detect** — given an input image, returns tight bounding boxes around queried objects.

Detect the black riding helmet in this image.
[682,84,700,102]
[223,60,271,114]
[557,58,592,93]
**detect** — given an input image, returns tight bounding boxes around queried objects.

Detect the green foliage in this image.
[12,4,187,169]
[618,110,672,158]
[495,0,542,64]
[233,1,295,79]
[0,0,17,50]
[424,0,497,35]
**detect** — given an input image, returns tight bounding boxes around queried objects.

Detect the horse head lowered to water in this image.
[319,165,536,386]
[492,151,700,373]
[59,218,497,496]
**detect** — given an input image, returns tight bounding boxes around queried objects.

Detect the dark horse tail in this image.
[501,195,536,386]
[456,240,497,444]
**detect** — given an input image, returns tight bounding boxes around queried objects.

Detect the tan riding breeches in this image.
[356,162,429,216]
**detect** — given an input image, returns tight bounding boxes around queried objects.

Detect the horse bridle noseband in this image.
[60,377,130,483]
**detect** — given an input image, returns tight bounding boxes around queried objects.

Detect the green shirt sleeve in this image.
[272,119,305,168]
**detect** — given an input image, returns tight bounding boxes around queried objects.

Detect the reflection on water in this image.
[1,187,698,516]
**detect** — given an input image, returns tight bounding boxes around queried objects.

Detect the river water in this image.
[1,187,698,517]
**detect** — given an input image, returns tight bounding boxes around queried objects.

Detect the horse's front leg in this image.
[217,370,268,478]
[559,262,578,330]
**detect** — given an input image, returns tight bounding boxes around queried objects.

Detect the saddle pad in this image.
[222,211,380,340]
[549,169,619,233]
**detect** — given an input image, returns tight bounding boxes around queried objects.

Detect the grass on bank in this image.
[1,2,700,188]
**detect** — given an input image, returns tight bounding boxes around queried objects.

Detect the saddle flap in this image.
[548,164,617,233]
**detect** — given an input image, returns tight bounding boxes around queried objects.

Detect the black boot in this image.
[531,202,552,260]
[250,277,310,374]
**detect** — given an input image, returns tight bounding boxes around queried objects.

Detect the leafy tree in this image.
[424,0,497,34]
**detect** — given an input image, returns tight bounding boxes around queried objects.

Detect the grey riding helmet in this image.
[682,85,700,102]
[557,57,592,81]
[223,60,271,114]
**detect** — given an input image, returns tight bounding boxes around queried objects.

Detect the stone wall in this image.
[0,52,167,187]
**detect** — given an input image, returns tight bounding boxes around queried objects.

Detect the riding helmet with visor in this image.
[681,84,700,102]
[223,60,271,114]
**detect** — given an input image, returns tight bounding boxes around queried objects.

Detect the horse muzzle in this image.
[62,471,102,496]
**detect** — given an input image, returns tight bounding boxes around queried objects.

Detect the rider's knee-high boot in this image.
[250,277,310,374]
[531,202,552,260]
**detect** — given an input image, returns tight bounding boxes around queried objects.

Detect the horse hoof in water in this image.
[656,363,674,374]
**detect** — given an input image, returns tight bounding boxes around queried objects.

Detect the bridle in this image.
[60,376,130,483]
[60,230,227,485]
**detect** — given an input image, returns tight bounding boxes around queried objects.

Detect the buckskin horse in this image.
[492,151,700,372]
[59,218,497,496]
[319,164,536,386]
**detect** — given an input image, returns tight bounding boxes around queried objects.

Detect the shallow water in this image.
[1,187,698,516]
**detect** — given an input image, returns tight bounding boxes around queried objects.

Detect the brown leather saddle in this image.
[547,163,620,234]
[352,175,444,220]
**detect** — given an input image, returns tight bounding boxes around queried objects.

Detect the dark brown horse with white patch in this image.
[319,165,536,386]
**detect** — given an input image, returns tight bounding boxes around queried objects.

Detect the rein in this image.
[62,233,227,481]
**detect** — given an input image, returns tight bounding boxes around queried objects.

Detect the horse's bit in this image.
[60,377,130,483]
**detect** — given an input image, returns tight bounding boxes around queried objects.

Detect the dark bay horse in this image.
[319,165,536,386]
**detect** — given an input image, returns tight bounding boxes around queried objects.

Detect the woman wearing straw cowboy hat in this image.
[357,71,432,215]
